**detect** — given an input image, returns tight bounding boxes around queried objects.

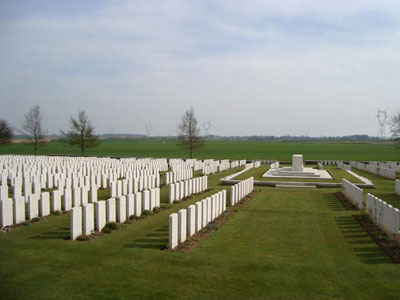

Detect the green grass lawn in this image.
[1,168,400,299]
[1,139,399,161]
[233,165,364,183]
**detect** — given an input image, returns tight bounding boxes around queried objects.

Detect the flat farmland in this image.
[0,140,399,161]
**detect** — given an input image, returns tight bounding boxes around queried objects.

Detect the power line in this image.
[376,109,387,139]
[145,124,152,136]
[202,122,212,136]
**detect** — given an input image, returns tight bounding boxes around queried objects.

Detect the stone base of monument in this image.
[262,167,333,180]
[262,154,333,180]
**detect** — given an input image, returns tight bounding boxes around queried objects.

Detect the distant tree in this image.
[21,105,45,156]
[177,106,203,158]
[61,111,101,156]
[389,110,400,145]
[0,120,13,145]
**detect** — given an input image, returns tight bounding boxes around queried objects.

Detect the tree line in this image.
[1,106,399,157]
[0,105,204,158]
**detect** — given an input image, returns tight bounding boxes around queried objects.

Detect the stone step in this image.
[275,184,317,189]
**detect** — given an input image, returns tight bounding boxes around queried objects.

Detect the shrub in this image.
[153,207,161,214]
[53,211,61,216]
[20,221,30,226]
[130,215,139,221]
[76,235,90,241]
[102,228,112,234]
[142,210,152,216]
[104,222,120,230]
[31,217,40,223]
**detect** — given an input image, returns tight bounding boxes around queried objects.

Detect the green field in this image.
[0,139,399,161]
[1,166,400,299]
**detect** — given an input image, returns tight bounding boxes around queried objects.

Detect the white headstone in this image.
[13,196,25,224]
[195,201,202,232]
[83,203,94,235]
[134,193,142,216]
[71,206,82,240]
[187,205,196,237]
[178,209,187,243]
[142,190,150,211]
[169,213,178,249]
[117,196,127,222]
[0,199,13,227]
[90,186,98,203]
[126,194,135,219]
[51,190,62,212]
[28,195,39,220]
[40,192,50,217]
[96,201,106,231]
[106,198,116,222]
[73,188,81,207]
[63,188,72,211]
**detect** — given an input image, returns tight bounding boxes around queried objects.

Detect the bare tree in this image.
[177,107,203,158]
[21,105,45,156]
[389,110,400,144]
[61,111,101,156]
[0,120,13,145]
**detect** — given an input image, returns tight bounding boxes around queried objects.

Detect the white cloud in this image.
[0,0,399,136]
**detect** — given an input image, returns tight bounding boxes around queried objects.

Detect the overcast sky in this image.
[1,0,399,137]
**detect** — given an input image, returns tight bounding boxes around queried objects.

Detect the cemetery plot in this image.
[1,153,400,299]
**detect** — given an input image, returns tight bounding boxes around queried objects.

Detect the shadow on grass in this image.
[335,215,390,265]
[29,231,70,240]
[322,194,347,212]
[124,226,168,250]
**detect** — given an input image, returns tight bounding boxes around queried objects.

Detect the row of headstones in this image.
[202,165,219,175]
[230,177,254,206]
[0,155,164,182]
[5,166,160,186]
[165,169,193,185]
[342,179,363,210]
[168,190,227,249]
[70,188,160,240]
[350,161,396,179]
[0,155,169,170]
[321,160,338,165]
[270,162,280,169]
[169,159,209,172]
[337,162,352,171]
[110,175,160,197]
[366,193,400,237]
[218,160,231,172]
[396,180,400,196]
[1,165,161,197]
[230,161,240,169]
[168,176,208,203]
[369,161,400,170]
[0,185,100,227]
